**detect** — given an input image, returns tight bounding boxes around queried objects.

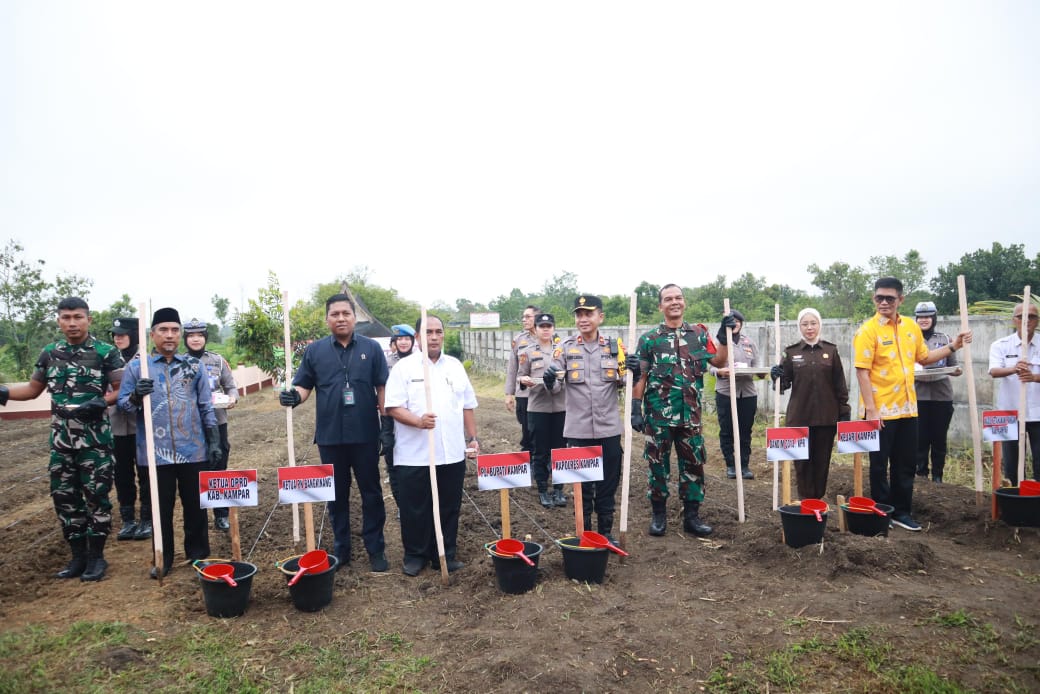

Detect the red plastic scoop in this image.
[288,549,330,586]
[800,499,828,522]
[494,538,535,567]
[847,495,887,516]
[579,531,629,557]
[202,563,237,587]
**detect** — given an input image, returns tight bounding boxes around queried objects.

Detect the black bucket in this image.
[278,554,339,612]
[557,536,609,584]
[778,504,828,548]
[196,560,257,618]
[842,502,894,537]
[486,541,544,594]
[995,488,1040,528]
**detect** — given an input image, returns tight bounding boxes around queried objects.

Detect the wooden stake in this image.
[836,494,847,532]
[772,303,785,509]
[1017,285,1031,485]
[853,453,863,498]
[957,275,984,505]
[573,483,585,536]
[992,442,1002,520]
[500,489,511,539]
[281,292,313,551]
[723,299,746,523]
[138,303,165,586]
[229,507,242,562]
[619,293,637,552]
[421,307,450,586]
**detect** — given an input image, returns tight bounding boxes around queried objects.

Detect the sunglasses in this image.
[873,294,899,304]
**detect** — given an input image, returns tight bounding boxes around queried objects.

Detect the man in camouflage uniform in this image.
[0,297,124,581]
[631,284,733,537]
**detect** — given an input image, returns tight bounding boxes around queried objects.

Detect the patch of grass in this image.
[883,664,970,693]
[930,608,977,628]
[0,622,432,693]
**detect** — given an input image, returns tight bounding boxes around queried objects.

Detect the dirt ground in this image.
[1,385,1039,692]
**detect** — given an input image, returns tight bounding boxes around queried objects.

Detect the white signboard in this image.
[551,446,604,484]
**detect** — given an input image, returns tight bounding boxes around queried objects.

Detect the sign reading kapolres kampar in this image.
[277,464,336,504]
[476,452,532,491]
[982,410,1019,442]
[765,427,810,461]
[836,420,881,454]
[199,470,259,508]
[551,446,604,484]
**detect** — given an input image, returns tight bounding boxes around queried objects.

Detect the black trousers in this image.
[515,396,533,452]
[868,417,918,517]
[155,462,209,568]
[318,441,385,562]
[916,400,954,478]
[716,393,757,469]
[793,425,836,500]
[397,462,465,563]
[1001,421,1040,485]
[114,433,150,519]
[567,435,622,520]
[210,423,231,520]
[528,410,565,492]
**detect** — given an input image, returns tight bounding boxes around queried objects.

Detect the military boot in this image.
[134,517,153,540]
[80,535,108,582]
[682,500,713,537]
[649,500,667,536]
[597,514,616,544]
[117,506,138,541]
[56,537,88,579]
[538,490,553,508]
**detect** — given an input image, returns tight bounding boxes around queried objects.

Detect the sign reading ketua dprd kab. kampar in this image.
[200,470,259,509]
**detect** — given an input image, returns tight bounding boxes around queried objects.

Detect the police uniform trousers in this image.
[915,400,953,478]
[153,461,209,567]
[1001,421,1040,485]
[793,425,836,501]
[397,461,466,564]
[568,435,622,519]
[515,395,533,452]
[318,441,386,563]
[528,410,565,492]
[113,433,150,521]
[868,417,917,517]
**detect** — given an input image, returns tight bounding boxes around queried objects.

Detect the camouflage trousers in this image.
[643,423,706,503]
[49,419,114,540]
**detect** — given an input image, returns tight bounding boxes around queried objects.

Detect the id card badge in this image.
[342,385,356,406]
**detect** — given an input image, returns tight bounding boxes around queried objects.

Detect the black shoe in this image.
[81,557,108,582]
[649,501,667,536]
[149,565,172,579]
[369,552,388,572]
[431,558,464,573]
[539,491,553,508]
[402,557,425,577]
[214,516,230,531]
[134,520,153,540]
[553,488,568,507]
[117,521,139,541]
[56,538,88,579]
[741,468,755,480]
[932,475,943,484]
[684,516,713,537]
[726,467,736,479]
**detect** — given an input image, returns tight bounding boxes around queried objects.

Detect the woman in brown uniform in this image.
[771,308,851,500]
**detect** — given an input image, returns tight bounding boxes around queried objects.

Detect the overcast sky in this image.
[3,2,1038,324]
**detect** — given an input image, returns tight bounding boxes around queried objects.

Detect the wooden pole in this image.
[1017,285,1031,485]
[229,507,242,562]
[421,307,450,585]
[138,304,164,586]
[853,453,863,498]
[772,303,784,509]
[992,442,1002,520]
[619,293,637,551]
[282,292,313,550]
[957,275,984,505]
[499,489,511,539]
[724,299,746,523]
[573,484,585,535]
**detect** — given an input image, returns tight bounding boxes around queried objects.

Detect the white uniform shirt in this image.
[989,332,1040,421]
[385,351,478,466]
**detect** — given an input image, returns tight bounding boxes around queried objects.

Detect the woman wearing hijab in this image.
[771,308,851,500]
[913,301,960,483]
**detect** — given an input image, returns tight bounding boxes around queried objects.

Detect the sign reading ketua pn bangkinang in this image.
[476,452,531,491]
[982,410,1018,442]
[199,470,258,508]
[551,446,604,484]
[765,427,809,461]
[277,464,336,504]
[836,420,881,454]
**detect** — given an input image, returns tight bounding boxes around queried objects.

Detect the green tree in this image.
[869,250,928,294]
[212,295,230,326]
[489,288,529,325]
[930,243,1039,314]
[634,281,661,320]
[540,272,579,309]
[0,240,93,377]
[808,261,873,319]
[90,294,137,342]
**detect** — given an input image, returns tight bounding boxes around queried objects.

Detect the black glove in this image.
[543,365,560,390]
[716,315,738,345]
[379,424,395,457]
[205,426,224,469]
[279,388,301,408]
[73,396,108,422]
[134,378,154,397]
[0,384,8,406]
[838,412,851,422]
[770,365,783,382]
[625,355,641,383]
[630,399,645,432]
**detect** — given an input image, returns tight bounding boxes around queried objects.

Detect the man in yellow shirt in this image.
[854,277,971,531]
